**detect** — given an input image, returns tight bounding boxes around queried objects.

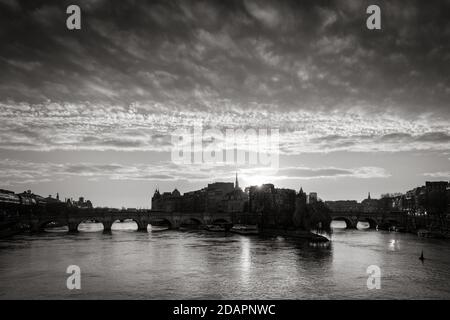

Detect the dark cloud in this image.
[279,167,353,177]
[415,132,450,143]
[276,166,389,179]
[0,159,182,184]
[0,0,448,116]
[378,131,450,144]
[0,0,449,157]
[380,133,412,141]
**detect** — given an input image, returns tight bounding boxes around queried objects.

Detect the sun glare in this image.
[244,175,271,187]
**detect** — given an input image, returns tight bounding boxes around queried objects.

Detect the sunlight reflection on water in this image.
[1,221,450,299]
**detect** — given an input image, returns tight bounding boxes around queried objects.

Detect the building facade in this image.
[151,174,248,214]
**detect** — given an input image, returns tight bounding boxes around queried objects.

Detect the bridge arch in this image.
[111,218,148,231]
[386,219,400,225]
[357,217,378,229]
[212,218,232,225]
[384,219,401,229]
[180,217,203,228]
[71,218,105,232]
[148,218,173,229]
[36,219,68,232]
[331,217,356,229]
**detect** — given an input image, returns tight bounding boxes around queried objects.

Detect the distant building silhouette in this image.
[308,192,318,204]
[151,173,247,214]
[45,193,61,204]
[68,196,93,209]
[248,184,330,232]
[324,181,450,221]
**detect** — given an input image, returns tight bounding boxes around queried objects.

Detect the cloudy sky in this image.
[0,0,449,208]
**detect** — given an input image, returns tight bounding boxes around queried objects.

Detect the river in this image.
[0,221,449,299]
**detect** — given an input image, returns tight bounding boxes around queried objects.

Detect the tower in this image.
[296,187,307,205]
[235,172,239,189]
[368,192,371,200]
[151,188,161,210]
[294,187,307,228]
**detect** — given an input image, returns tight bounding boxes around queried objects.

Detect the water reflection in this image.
[240,237,251,283]
[44,226,69,233]
[330,220,371,230]
[111,220,138,231]
[357,222,370,229]
[78,222,104,232]
[1,223,450,299]
[331,220,346,229]
[76,222,168,232]
[388,239,401,251]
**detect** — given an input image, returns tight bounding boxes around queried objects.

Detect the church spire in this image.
[368,192,371,200]
[235,172,239,189]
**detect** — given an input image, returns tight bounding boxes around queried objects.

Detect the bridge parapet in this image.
[23,208,235,232]
[148,211,234,229]
[330,211,407,229]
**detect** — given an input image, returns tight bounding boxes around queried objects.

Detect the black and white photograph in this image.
[0,0,450,306]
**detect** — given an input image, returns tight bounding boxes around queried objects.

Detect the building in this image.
[69,196,93,209]
[18,190,46,205]
[181,189,207,212]
[248,185,330,231]
[447,185,450,215]
[151,173,248,214]
[247,184,275,214]
[248,184,297,225]
[45,193,61,204]
[308,192,318,204]
[205,182,235,212]
[151,188,182,212]
[399,181,450,215]
[222,174,248,213]
[425,181,448,193]
[361,192,381,213]
[325,200,360,213]
[0,189,21,205]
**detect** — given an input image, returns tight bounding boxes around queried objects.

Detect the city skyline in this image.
[2,176,448,210]
[1,0,449,208]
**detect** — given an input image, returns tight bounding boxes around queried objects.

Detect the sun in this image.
[243,175,270,187]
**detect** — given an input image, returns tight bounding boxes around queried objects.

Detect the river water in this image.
[0,221,449,299]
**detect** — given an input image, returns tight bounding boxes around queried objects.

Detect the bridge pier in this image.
[102,221,112,232]
[68,222,78,233]
[29,220,40,233]
[172,219,180,229]
[346,218,357,229]
[137,222,148,232]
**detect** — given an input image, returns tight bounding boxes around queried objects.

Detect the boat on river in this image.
[230,224,259,235]
[204,224,227,232]
[259,228,330,242]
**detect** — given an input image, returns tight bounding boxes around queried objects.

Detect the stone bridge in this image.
[330,211,407,229]
[27,209,234,232]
